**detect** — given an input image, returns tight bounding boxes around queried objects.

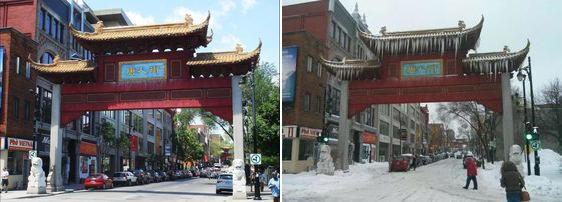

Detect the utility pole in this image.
[250,65,261,200]
[527,57,540,176]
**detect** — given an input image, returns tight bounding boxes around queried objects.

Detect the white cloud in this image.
[241,0,257,12]
[219,35,243,51]
[219,0,236,16]
[125,11,155,25]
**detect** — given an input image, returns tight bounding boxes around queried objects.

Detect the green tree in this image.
[174,110,205,163]
[242,62,280,168]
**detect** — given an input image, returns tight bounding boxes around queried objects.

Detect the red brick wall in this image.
[282,0,329,45]
[0,28,38,139]
[0,0,36,39]
[282,31,327,130]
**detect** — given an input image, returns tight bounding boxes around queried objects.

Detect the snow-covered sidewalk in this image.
[283,150,562,202]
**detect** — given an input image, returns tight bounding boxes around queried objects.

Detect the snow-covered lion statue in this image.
[316,144,335,175]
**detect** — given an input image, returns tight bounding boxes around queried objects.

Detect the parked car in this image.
[144,171,155,183]
[166,170,176,181]
[113,172,138,186]
[84,173,113,189]
[159,171,169,181]
[216,173,233,194]
[133,169,147,184]
[390,156,410,172]
[149,171,162,182]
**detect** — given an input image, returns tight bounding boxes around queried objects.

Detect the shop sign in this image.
[80,141,97,155]
[299,127,322,139]
[42,136,50,144]
[379,135,390,143]
[130,135,139,152]
[7,138,33,151]
[282,125,297,138]
[0,137,5,150]
[362,132,377,144]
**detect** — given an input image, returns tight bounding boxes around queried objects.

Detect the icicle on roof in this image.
[462,40,530,75]
[320,56,381,80]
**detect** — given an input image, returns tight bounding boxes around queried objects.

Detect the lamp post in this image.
[128,110,133,171]
[250,63,261,200]
[516,70,531,176]
[517,56,539,176]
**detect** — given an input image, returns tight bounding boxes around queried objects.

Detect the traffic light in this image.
[532,127,539,141]
[524,122,533,140]
[317,133,329,144]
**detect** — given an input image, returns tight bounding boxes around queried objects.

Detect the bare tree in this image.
[437,102,501,160]
[537,78,562,151]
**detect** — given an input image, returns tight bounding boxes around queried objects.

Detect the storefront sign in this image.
[79,141,97,156]
[282,125,297,138]
[7,138,33,151]
[282,46,298,103]
[0,137,5,150]
[393,138,401,145]
[299,127,322,139]
[165,145,171,156]
[362,132,377,144]
[379,135,390,143]
[42,136,50,144]
[401,59,443,79]
[119,59,166,81]
[130,135,138,152]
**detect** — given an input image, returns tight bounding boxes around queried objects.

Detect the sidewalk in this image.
[226,185,275,201]
[0,183,85,200]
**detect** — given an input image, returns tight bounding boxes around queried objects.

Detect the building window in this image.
[156,110,162,122]
[24,101,30,120]
[331,21,336,39]
[282,139,292,161]
[147,142,154,154]
[306,55,313,72]
[51,19,57,38]
[41,52,54,64]
[380,104,390,116]
[147,123,154,136]
[133,114,144,133]
[316,63,322,78]
[81,112,91,134]
[380,120,389,136]
[304,93,310,112]
[25,62,31,79]
[7,151,24,175]
[59,24,64,43]
[410,120,415,129]
[298,139,314,160]
[45,14,51,34]
[13,96,19,119]
[15,56,20,75]
[138,137,144,153]
[39,9,45,30]
[315,96,321,113]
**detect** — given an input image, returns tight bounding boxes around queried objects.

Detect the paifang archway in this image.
[29,13,259,198]
[322,17,530,170]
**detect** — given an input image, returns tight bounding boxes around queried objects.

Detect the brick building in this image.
[0,27,38,189]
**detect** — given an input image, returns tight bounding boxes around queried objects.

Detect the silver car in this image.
[216,173,233,194]
[113,172,137,186]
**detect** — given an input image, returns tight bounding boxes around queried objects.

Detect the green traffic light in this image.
[323,137,328,142]
[526,134,533,140]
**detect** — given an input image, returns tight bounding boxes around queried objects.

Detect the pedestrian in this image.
[463,152,478,190]
[259,170,265,192]
[268,171,280,202]
[1,168,9,193]
[500,161,525,202]
[412,155,417,171]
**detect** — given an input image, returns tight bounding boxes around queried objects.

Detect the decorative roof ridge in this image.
[69,11,210,37]
[464,40,530,61]
[196,40,262,56]
[186,40,261,66]
[359,15,484,39]
[320,55,380,68]
[28,54,94,73]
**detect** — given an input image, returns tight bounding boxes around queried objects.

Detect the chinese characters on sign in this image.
[401,59,443,79]
[119,60,167,81]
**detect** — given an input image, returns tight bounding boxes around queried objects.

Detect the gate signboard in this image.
[401,59,443,79]
[119,59,166,81]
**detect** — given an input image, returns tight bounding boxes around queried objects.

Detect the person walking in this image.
[268,171,280,202]
[412,155,417,171]
[463,152,478,190]
[259,170,265,192]
[1,168,9,193]
[500,161,525,202]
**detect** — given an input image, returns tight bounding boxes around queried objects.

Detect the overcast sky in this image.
[284,0,562,132]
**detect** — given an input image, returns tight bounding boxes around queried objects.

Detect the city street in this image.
[2,178,241,202]
[284,150,562,202]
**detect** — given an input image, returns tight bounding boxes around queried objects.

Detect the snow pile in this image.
[480,149,562,202]
[282,162,389,200]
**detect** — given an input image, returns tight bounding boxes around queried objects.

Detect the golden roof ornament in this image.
[458,20,466,30]
[235,43,243,53]
[185,14,194,26]
[94,21,104,33]
[53,55,60,64]
[503,45,510,53]
[379,26,386,35]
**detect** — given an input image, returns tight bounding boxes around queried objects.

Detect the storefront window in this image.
[7,151,24,174]
[298,139,314,160]
[282,139,292,160]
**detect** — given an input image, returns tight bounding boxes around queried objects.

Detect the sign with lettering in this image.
[119,59,167,81]
[299,127,322,139]
[7,138,33,151]
[79,141,97,156]
[401,59,443,78]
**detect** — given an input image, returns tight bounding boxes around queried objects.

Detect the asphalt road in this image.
[6,177,235,202]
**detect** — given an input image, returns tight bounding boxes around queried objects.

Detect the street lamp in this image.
[516,71,531,176]
[516,56,540,176]
[249,62,261,200]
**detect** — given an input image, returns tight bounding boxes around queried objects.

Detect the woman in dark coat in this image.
[500,161,525,202]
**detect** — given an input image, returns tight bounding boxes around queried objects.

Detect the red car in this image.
[84,173,114,189]
[390,156,410,172]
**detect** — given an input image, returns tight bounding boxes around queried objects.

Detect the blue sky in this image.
[84,0,280,69]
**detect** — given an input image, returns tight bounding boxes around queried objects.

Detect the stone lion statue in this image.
[27,157,47,194]
[509,145,524,177]
[316,145,335,175]
[231,159,246,186]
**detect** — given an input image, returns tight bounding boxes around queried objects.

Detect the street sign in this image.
[29,150,37,160]
[530,141,541,150]
[165,145,171,156]
[250,153,261,165]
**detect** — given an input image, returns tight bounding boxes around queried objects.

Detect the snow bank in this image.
[480,149,562,202]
